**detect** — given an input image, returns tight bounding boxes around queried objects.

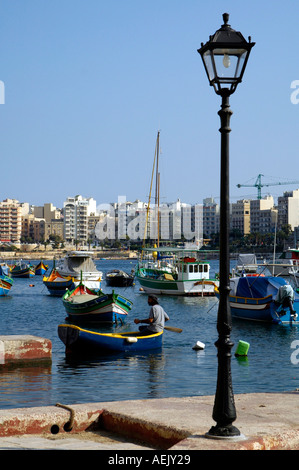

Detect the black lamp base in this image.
[205,424,245,440]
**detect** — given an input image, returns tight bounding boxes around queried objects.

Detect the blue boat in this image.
[0,263,11,277]
[219,276,299,324]
[11,260,35,278]
[43,268,75,296]
[35,261,48,275]
[57,323,163,353]
[0,274,13,296]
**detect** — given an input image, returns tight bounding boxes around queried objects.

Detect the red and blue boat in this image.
[58,323,163,353]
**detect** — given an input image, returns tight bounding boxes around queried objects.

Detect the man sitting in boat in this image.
[134,295,169,335]
[274,284,297,317]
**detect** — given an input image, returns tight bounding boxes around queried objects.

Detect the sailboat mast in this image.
[141,131,160,257]
[155,131,160,247]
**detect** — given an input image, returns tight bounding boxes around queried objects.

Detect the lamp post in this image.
[197,13,254,438]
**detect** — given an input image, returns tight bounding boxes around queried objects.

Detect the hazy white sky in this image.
[1,1,299,209]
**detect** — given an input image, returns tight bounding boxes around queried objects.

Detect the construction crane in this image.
[236,174,299,200]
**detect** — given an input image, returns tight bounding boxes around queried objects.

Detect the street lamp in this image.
[197,13,254,438]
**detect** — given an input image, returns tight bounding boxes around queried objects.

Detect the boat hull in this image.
[106,276,134,287]
[11,268,35,278]
[62,286,133,323]
[58,324,163,353]
[43,269,75,296]
[229,295,298,324]
[216,276,299,324]
[44,279,75,296]
[35,262,48,275]
[0,276,13,296]
[229,294,275,322]
[136,275,218,296]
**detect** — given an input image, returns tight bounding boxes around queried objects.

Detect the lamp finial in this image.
[222,13,229,25]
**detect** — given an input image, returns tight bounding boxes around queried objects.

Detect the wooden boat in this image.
[105,269,134,287]
[34,261,49,275]
[11,260,35,278]
[0,274,13,296]
[43,267,75,296]
[135,247,219,296]
[62,283,133,323]
[218,275,299,324]
[58,323,163,353]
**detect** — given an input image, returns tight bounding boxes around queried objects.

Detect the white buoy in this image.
[192,341,205,350]
[125,337,138,343]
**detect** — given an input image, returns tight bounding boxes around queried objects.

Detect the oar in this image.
[164,326,182,333]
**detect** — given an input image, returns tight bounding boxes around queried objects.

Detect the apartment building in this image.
[202,197,220,237]
[63,195,97,243]
[277,189,299,230]
[21,214,46,242]
[33,203,61,222]
[0,199,22,243]
[250,196,276,234]
[231,199,251,235]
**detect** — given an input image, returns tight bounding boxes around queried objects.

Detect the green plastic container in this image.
[235,340,250,356]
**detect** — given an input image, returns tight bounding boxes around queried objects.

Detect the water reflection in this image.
[57,347,167,400]
[0,364,52,408]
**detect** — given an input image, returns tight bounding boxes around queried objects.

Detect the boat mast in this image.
[141,131,160,258]
[155,131,160,248]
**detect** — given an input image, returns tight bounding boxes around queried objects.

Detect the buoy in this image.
[235,340,250,356]
[125,337,138,343]
[139,287,144,291]
[29,284,35,287]
[192,341,205,350]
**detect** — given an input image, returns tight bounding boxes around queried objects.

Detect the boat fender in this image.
[192,341,205,350]
[125,337,138,343]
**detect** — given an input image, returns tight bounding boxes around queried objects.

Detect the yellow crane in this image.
[236,174,299,199]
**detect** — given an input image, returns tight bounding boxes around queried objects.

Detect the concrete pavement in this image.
[0,391,298,450]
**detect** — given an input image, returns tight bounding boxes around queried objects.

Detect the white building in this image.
[250,196,276,234]
[63,195,97,243]
[277,189,299,231]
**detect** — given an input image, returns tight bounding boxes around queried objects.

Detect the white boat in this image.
[135,247,219,296]
[56,251,102,290]
[265,248,299,277]
[234,254,258,276]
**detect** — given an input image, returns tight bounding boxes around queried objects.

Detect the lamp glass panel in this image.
[212,48,248,81]
[203,50,216,81]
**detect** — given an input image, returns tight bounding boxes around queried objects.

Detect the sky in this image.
[1,0,299,209]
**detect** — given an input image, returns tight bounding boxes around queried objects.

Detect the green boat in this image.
[135,247,219,296]
[62,282,133,323]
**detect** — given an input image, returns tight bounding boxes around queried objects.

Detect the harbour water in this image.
[0,258,298,410]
